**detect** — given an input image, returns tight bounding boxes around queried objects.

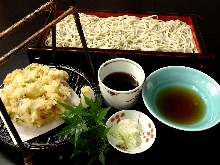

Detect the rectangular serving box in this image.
[27,11,215,76]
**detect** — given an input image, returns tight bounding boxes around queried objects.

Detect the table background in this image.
[0,0,220,164]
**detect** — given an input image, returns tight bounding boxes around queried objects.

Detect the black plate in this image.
[0,64,100,150]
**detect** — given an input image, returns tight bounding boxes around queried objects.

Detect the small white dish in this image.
[106,110,156,154]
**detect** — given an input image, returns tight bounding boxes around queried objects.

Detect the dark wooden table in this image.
[1,0,220,164]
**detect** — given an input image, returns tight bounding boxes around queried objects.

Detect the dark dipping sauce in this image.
[103,72,139,91]
[155,85,206,125]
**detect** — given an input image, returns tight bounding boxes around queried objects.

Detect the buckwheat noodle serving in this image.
[45,13,197,53]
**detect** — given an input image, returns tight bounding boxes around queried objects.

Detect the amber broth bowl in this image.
[142,66,220,131]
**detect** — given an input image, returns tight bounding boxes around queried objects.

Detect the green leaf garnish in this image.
[55,94,111,165]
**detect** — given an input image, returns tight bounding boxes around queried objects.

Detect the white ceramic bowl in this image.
[106,110,156,154]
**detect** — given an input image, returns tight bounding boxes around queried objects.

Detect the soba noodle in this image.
[45,13,197,53]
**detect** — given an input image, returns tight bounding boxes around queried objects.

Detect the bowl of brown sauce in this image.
[142,66,220,131]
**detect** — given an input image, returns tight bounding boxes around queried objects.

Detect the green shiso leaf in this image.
[55,94,111,165]
[54,124,76,137]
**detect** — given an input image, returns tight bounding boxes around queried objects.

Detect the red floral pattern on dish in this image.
[126,93,139,102]
[110,112,155,144]
[142,123,154,143]
[107,90,117,96]
[110,112,125,123]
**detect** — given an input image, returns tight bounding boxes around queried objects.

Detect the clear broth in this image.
[155,86,206,125]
